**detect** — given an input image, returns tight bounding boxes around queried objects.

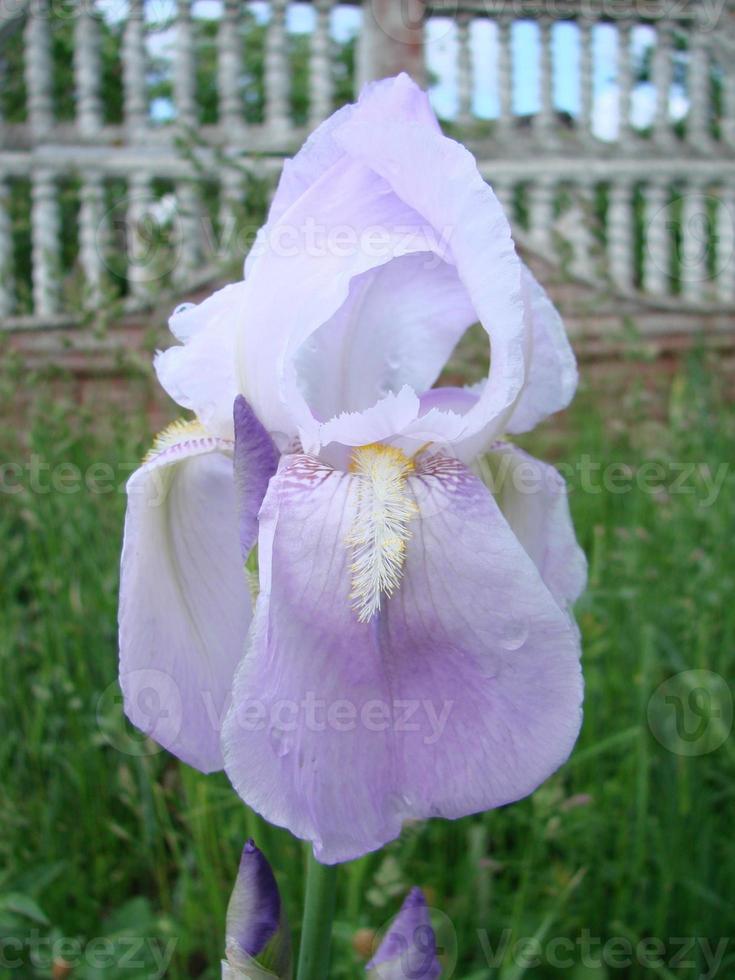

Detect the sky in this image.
[424,15,689,139]
[98,0,690,140]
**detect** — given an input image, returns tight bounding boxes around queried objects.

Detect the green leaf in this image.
[0,892,49,926]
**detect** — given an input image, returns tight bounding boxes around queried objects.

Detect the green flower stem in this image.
[296,849,338,980]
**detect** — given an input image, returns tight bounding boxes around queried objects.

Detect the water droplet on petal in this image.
[390,792,414,814]
[499,618,529,651]
[268,727,293,758]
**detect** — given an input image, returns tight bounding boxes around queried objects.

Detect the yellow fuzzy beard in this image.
[347,444,418,623]
[143,418,209,463]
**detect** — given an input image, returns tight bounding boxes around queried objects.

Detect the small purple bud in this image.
[223,840,292,979]
[366,888,441,979]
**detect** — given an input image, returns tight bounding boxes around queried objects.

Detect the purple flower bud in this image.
[223,840,291,979]
[366,888,441,979]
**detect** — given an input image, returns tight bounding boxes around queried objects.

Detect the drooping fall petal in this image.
[222,452,583,863]
[481,442,587,608]
[119,422,250,772]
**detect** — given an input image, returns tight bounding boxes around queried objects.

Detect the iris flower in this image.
[119,74,585,864]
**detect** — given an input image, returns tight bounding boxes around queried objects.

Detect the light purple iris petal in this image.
[222,454,583,863]
[234,396,280,560]
[236,74,526,459]
[119,436,250,773]
[332,99,526,456]
[366,888,441,980]
[418,386,479,416]
[316,387,422,458]
[246,74,441,278]
[295,252,476,423]
[226,840,283,960]
[412,385,492,463]
[425,267,577,446]
[155,282,246,440]
[506,267,578,435]
[485,443,587,608]
[237,154,442,448]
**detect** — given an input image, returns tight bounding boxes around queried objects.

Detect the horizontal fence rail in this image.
[0,0,734,329]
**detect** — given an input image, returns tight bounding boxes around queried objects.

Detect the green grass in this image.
[0,352,733,979]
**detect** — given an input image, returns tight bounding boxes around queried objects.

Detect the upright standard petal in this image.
[236,153,457,450]
[294,252,477,424]
[332,105,527,456]
[246,73,441,277]
[480,443,587,608]
[119,421,250,773]
[222,453,583,863]
[155,282,247,440]
[236,73,526,460]
[505,267,578,435]
[366,889,440,980]
[223,840,291,980]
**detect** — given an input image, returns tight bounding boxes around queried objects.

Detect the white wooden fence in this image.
[1,0,734,332]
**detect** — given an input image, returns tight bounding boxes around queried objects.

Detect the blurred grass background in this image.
[0,351,733,979]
